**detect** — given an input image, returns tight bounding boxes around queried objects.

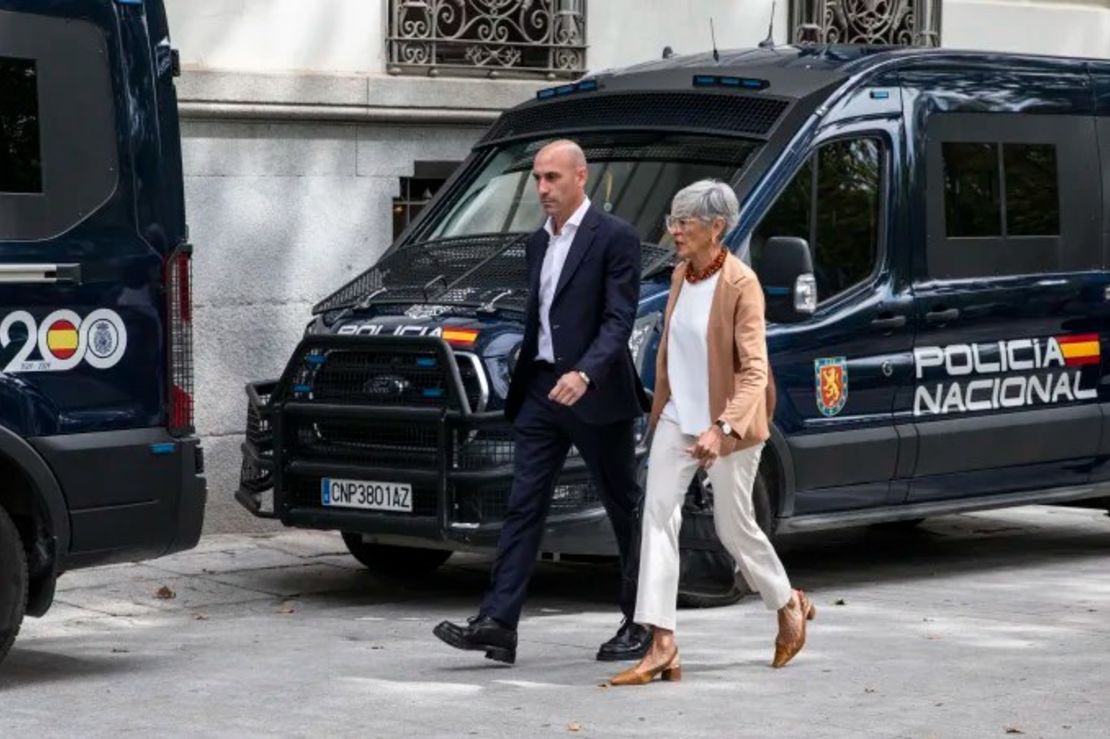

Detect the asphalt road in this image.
[3,505,1109,738]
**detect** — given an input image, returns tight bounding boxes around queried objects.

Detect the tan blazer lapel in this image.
[648,262,686,430]
[706,257,746,455]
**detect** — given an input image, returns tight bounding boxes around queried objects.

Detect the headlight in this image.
[628,312,662,375]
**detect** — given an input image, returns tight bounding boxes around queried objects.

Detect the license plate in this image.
[321,478,413,512]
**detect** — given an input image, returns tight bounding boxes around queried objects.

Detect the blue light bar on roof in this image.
[693,74,769,91]
[536,78,601,100]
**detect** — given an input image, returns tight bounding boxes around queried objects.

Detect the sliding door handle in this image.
[0,263,81,285]
[925,308,960,324]
[870,314,907,330]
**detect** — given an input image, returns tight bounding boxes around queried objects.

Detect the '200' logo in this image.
[1,309,128,373]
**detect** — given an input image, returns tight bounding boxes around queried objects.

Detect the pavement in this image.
[2,504,1109,739]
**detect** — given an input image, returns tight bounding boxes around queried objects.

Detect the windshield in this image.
[425,133,762,247]
[313,133,764,316]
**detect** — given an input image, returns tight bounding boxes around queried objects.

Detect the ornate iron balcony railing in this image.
[790,0,942,47]
[388,0,588,80]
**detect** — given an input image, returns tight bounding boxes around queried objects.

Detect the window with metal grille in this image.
[387,0,587,80]
[790,0,941,46]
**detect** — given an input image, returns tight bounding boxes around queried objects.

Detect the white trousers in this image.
[634,416,794,631]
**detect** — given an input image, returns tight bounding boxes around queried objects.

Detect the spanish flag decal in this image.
[45,319,79,360]
[442,328,478,347]
[1057,333,1101,366]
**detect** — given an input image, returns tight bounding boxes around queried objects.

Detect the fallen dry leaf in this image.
[155,585,176,600]
[1005,728,1025,735]
[567,723,583,733]
[834,599,847,606]
[193,613,209,621]
[276,602,297,614]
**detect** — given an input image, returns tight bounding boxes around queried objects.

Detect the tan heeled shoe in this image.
[772,590,816,669]
[608,647,682,686]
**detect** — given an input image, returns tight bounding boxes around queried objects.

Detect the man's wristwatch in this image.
[576,370,591,387]
[716,419,734,437]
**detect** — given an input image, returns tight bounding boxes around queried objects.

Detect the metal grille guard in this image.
[236,335,643,542]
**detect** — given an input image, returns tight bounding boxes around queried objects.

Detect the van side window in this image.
[753,137,882,303]
[926,111,1099,279]
[0,57,42,194]
[0,16,119,243]
[942,142,1059,238]
[1005,144,1060,236]
[942,143,1000,237]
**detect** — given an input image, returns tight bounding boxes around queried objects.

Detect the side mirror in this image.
[757,236,817,323]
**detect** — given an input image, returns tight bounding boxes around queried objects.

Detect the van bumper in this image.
[30,428,207,570]
[235,336,646,557]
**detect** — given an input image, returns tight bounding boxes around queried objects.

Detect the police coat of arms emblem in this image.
[815,357,848,417]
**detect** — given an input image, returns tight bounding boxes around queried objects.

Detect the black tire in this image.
[341,534,452,578]
[0,506,28,665]
[677,467,776,609]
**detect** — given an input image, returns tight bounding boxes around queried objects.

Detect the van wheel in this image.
[341,534,452,578]
[677,468,775,609]
[0,507,28,665]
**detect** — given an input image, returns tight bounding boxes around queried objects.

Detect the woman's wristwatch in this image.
[715,419,734,437]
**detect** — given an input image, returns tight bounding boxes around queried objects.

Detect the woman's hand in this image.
[687,425,725,469]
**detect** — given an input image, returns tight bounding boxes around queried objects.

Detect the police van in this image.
[237,44,1110,605]
[1,0,204,661]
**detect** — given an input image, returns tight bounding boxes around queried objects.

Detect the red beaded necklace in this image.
[685,247,727,284]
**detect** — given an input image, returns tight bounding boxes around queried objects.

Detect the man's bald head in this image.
[537,139,587,169]
[533,139,589,230]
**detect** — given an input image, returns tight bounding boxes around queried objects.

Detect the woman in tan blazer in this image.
[609,180,814,686]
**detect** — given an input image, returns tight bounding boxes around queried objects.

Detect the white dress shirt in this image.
[535,197,592,363]
[662,271,721,435]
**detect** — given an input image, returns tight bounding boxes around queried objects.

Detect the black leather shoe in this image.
[433,615,518,664]
[596,619,652,662]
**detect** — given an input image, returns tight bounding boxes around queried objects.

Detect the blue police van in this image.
[0,0,204,661]
[238,44,1110,605]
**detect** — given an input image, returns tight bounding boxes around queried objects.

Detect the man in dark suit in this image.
[434,139,651,665]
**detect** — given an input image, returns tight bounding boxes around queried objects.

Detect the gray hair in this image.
[670,179,740,233]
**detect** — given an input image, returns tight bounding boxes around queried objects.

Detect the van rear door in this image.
[1089,68,1110,492]
[1,1,199,561]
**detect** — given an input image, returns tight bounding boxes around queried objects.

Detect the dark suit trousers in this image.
[480,365,643,629]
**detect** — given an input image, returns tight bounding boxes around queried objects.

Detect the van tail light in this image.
[165,244,195,436]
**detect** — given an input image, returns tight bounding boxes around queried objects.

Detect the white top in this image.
[662,271,720,435]
[535,197,592,363]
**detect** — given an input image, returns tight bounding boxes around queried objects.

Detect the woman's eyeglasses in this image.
[664,215,710,231]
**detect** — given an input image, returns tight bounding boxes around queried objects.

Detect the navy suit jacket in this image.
[506,205,650,426]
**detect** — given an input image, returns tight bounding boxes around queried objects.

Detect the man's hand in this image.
[548,371,588,406]
[687,425,725,469]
